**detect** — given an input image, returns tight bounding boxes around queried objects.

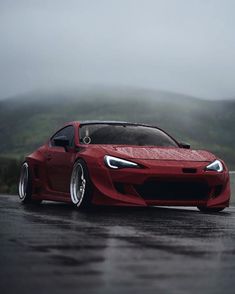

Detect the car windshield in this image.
[79,124,178,147]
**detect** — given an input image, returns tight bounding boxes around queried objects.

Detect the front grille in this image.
[134,179,210,200]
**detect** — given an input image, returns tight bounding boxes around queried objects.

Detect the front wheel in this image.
[70,160,92,208]
[197,206,226,213]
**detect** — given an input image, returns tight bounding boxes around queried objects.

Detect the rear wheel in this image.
[197,206,226,213]
[18,162,41,204]
[70,160,92,208]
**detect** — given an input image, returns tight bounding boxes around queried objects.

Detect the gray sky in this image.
[1,0,235,99]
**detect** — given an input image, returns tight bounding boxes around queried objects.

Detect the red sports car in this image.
[18,121,230,212]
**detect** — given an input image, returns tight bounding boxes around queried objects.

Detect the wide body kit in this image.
[22,121,230,210]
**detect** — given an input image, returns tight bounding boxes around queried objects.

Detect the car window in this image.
[79,124,178,147]
[50,125,74,147]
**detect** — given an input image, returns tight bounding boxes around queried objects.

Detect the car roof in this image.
[62,120,161,131]
[80,120,129,125]
[77,120,156,128]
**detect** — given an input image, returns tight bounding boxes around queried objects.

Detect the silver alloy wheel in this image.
[19,162,29,200]
[70,162,86,207]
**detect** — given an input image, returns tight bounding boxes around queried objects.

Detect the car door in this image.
[46,125,76,193]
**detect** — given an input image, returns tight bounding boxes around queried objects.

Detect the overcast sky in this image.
[0,0,235,99]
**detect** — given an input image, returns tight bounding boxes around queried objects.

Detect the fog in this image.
[1,0,235,100]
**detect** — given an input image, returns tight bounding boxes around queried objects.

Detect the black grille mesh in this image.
[134,180,210,200]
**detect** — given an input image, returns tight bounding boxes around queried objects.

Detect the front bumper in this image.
[88,159,230,208]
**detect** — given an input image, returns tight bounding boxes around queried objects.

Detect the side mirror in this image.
[179,142,190,149]
[53,135,70,150]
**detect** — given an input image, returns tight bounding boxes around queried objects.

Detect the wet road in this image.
[1,195,235,294]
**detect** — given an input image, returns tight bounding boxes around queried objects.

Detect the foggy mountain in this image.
[0,88,234,168]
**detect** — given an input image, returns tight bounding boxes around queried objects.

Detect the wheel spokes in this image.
[70,163,86,206]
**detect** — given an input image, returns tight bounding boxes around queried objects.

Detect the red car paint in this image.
[25,121,230,209]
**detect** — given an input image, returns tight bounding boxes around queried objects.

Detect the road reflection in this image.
[21,201,235,293]
[1,194,234,294]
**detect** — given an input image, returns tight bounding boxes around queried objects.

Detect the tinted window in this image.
[51,125,74,147]
[79,124,178,147]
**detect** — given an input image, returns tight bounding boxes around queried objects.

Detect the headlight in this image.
[205,160,223,172]
[104,155,139,169]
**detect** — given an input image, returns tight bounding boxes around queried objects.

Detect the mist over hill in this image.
[0,88,234,168]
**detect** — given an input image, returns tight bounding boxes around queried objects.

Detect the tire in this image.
[18,162,41,204]
[197,206,226,213]
[70,159,92,208]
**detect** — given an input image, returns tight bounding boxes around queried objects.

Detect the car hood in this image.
[100,146,216,162]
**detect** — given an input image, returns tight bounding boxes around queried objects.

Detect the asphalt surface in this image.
[1,195,235,294]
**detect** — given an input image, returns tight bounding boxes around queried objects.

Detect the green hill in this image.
[0,88,235,170]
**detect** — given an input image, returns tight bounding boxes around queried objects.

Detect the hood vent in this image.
[182,168,197,174]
